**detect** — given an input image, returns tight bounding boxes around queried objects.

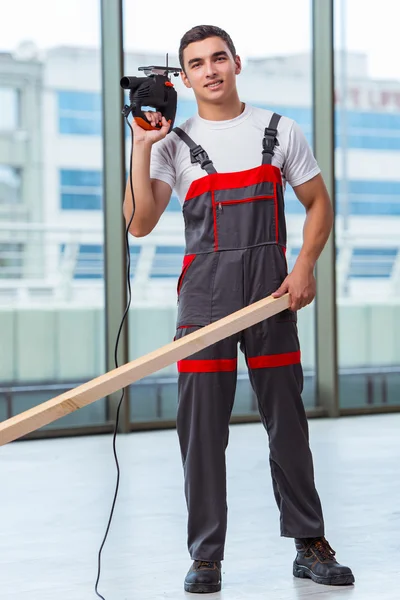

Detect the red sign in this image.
[335,88,400,111]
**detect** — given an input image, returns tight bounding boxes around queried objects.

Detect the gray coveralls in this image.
[173,113,324,561]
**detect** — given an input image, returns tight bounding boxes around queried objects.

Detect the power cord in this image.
[94,115,135,599]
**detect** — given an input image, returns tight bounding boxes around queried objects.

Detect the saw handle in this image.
[127,74,178,131]
[134,115,170,131]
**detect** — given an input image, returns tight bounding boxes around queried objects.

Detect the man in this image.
[124,24,354,594]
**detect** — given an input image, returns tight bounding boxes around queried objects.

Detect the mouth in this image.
[204,79,223,90]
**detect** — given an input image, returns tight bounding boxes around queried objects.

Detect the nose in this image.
[205,60,217,78]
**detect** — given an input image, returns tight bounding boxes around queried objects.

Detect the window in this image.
[338,179,400,216]
[0,166,21,204]
[151,246,184,278]
[289,179,400,216]
[0,243,23,278]
[335,110,400,151]
[1,0,107,430]
[60,169,102,210]
[336,133,400,151]
[58,91,102,136]
[286,246,301,272]
[349,248,398,279]
[74,244,103,279]
[60,244,140,279]
[165,195,181,212]
[335,0,400,410]
[0,87,19,130]
[284,187,305,214]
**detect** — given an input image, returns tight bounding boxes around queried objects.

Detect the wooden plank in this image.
[0,293,289,446]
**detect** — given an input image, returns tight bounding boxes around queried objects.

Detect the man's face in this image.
[181,36,241,104]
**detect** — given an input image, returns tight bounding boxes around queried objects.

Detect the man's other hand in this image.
[272,260,316,311]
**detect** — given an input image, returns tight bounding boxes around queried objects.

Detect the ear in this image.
[180,70,192,89]
[234,55,242,75]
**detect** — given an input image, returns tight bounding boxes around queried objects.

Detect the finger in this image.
[142,111,155,128]
[293,297,307,311]
[287,293,298,310]
[148,112,158,128]
[271,288,283,298]
[149,111,162,127]
[299,296,312,309]
[155,112,163,126]
[272,282,289,298]
[291,300,300,311]
[160,116,170,132]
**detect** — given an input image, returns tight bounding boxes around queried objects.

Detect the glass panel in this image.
[0,88,19,130]
[123,1,316,424]
[0,165,21,203]
[335,0,400,409]
[0,0,108,432]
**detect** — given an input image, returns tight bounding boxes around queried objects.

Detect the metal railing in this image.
[1,365,399,433]
[0,221,399,306]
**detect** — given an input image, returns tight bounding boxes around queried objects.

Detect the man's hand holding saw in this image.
[132,111,169,145]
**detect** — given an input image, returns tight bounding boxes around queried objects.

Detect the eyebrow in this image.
[187,51,229,67]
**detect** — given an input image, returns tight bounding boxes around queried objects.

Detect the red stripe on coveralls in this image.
[177,254,196,294]
[247,351,301,369]
[274,182,279,243]
[177,358,237,373]
[217,195,275,205]
[211,190,219,251]
[185,164,283,201]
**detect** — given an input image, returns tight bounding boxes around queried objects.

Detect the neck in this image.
[197,92,244,121]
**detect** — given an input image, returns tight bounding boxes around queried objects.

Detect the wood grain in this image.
[0,293,290,446]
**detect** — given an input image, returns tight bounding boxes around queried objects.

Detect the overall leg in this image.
[241,315,325,538]
[175,326,239,561]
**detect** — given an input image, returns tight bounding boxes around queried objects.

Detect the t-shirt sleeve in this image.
[282,120,321,188]
[149,137,176,191]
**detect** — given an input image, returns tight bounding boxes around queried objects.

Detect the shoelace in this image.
[196,561,216,569]
[311,538,336,561]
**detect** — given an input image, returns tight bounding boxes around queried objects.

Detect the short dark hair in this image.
[179,25,237,70]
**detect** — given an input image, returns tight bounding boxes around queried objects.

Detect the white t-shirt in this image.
[150,103,320,206]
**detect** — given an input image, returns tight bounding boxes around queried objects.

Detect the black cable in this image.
[94,115,135,600]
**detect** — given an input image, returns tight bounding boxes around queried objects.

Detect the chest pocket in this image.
[213,179,278,251]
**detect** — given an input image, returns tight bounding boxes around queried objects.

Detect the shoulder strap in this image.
[173,127,217,175]
[262,113,281,165]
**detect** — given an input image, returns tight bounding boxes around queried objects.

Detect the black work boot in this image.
[184,560,222,593]
[293,537,355,586]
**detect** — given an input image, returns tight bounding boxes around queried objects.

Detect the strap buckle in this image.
[191,144,206,160]
[191,144,211,170]
[200,158,213,170]
[262,127,279,154]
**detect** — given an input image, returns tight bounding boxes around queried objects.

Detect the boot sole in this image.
[184,581,222,593]
[293,562,355,586]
